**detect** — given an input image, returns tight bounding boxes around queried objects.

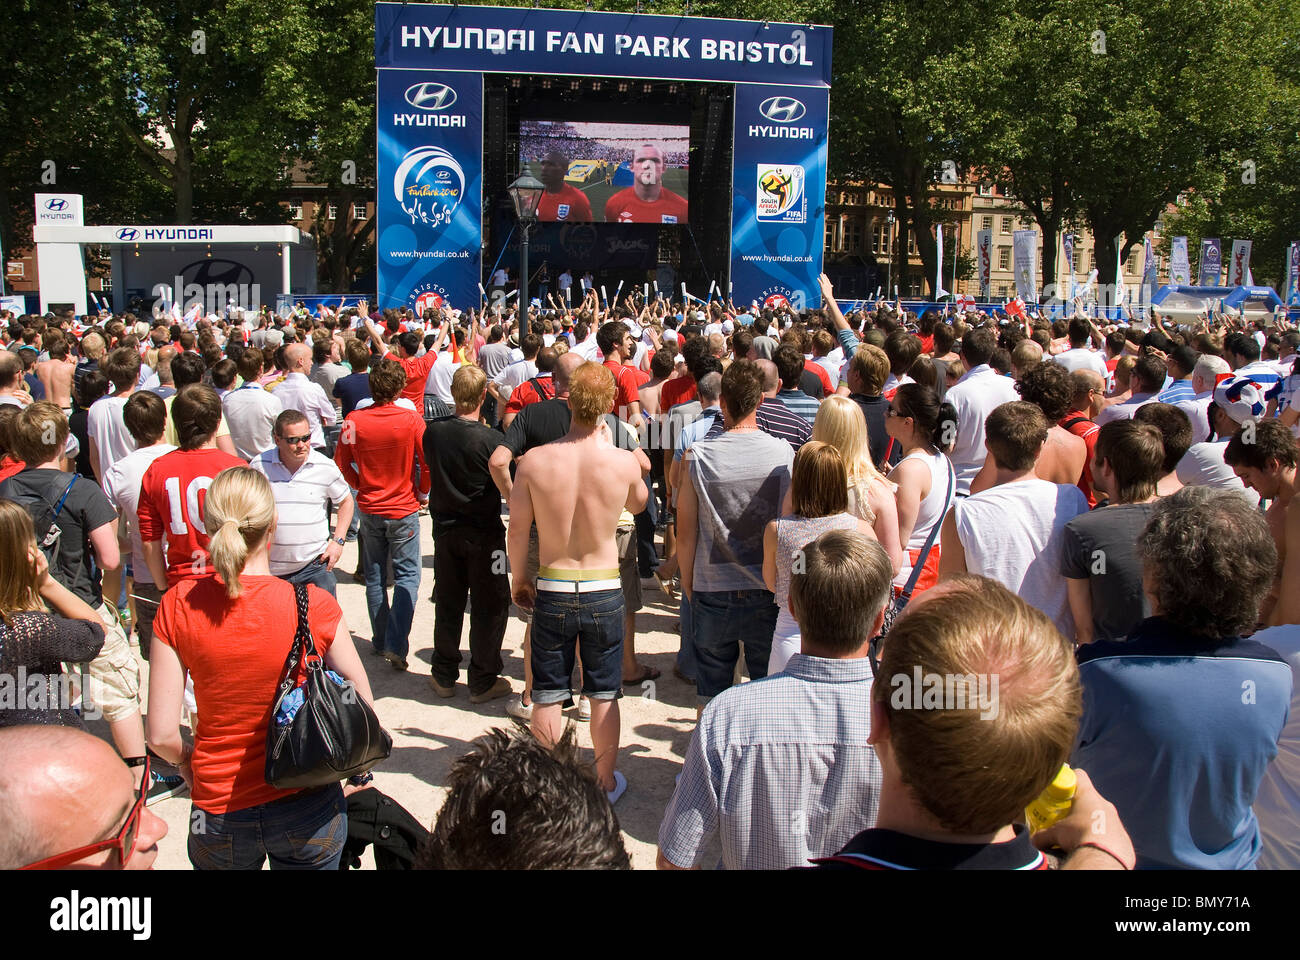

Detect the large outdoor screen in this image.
[520,120,689,224]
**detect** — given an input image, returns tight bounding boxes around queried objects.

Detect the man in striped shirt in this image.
[250,410,354,596]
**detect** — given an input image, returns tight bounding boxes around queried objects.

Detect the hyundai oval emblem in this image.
[404,82,457,111]
[758,97,806,123]
[116,228,139,241]
[44,198,67,211]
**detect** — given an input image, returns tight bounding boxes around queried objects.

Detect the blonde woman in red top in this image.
[147,466,375,870]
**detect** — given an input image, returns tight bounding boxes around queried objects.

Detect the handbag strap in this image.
[899,455,955,602]
[275,583,319,699]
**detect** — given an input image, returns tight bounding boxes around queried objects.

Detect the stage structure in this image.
[374,3,832,312]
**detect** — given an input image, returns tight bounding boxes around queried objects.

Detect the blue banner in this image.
[376,70,483,312]
[375,3,832,87]
[729,84,829,310]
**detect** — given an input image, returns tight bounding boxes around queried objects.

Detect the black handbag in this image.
[265,583,392,789]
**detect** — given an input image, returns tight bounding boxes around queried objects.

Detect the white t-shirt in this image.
[1173,393,1214,445]
[1250,624,1300,870]
[1176,440,1260,506]
[425,352,461,404]
[1052,347,1109,378]
[491,269,508,286]
[101,442,176,585]
[87,395,138,474]
[1094,392,1158,426]
[223,383,284,461]
[945,364,1021,495]
[953,478,1089,638]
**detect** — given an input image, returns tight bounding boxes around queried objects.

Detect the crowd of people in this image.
[0,276,1297,872]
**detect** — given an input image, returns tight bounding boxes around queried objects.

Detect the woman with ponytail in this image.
[884,383,958,598]
[812,395,904,574]
[146,466,376,870]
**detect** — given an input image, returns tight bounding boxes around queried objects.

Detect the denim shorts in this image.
[692,589,778,703]
[530,587,624,703]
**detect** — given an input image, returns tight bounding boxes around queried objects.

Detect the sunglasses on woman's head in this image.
[20,757,149,870]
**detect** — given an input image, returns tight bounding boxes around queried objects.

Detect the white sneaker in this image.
[606,770,628,805]
[505,695,533,721]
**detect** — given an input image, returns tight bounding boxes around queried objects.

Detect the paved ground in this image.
[97,519,709,870]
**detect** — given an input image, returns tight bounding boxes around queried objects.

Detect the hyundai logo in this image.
[758,97,806,123]
[44,198,67,211]
[116,228,139,241]
[404,82,457,111]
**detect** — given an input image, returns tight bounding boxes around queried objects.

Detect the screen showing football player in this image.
[536,150,594,223]
[603,143,688,224]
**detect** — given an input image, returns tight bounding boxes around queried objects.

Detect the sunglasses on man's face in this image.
[21,757,149,870]
[280,434,313,445]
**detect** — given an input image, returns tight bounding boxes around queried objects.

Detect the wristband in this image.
[1075,840,1134,870]
[348,771,374,787]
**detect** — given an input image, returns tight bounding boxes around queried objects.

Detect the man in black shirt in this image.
[424,366,512,704]
[845,343,901,469]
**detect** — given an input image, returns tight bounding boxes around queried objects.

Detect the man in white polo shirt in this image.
[249,410,354,595]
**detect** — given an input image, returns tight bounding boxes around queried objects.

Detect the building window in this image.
[1001,216,1012,234]
[998,246,1011,270]
[327,204,338,221]
[1127,253,1138,275]
[844,219,862,253]
[287,200,303,220]
[980,215,993,233]
[907,231,917,256]
[100,275,111,290]
[825,220,840,251]
[1089,250,1096,271]
[978,182,994,197]
[997,283,1009,298]
[1072,249,1082,273]
[351,203,367,221]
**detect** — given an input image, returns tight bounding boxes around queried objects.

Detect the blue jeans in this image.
[692,589,778,703]
[279,556,338,596]
[677,590,697,680]
[359,510,422,659]
[187,785,347,870]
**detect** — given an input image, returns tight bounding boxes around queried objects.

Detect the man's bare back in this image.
[37,358,74,409]
[1038,425,1087,486]
[512,417,647,584]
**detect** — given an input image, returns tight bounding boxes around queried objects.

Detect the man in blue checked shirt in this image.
[656,529,892,870]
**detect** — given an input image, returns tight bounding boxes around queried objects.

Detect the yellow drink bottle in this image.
[1026,764,1077,832]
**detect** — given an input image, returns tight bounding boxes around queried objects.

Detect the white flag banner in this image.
[1169,236,1191,284]
[1114,234,1126,306]
[977,228,992,298]
[934,225,950,300]
[1229,240,1252,286]
[1013,229,1038,302]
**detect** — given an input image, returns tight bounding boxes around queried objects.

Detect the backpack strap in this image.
[1060,416,1092,433]
[52,474,79,519]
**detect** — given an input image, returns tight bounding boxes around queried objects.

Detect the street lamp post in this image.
[885,209,895,298]
[507,171,544,319]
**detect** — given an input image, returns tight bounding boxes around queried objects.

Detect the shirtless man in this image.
[507,362,647,803]
[1224,419,1299,624]
[36,335,76,413]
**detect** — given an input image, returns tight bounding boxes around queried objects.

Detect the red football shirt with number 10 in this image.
[137,448,248,587]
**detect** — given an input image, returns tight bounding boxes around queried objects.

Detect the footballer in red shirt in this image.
[603,144,688,224]
[537,152,595,222]
[138,446,247,587]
